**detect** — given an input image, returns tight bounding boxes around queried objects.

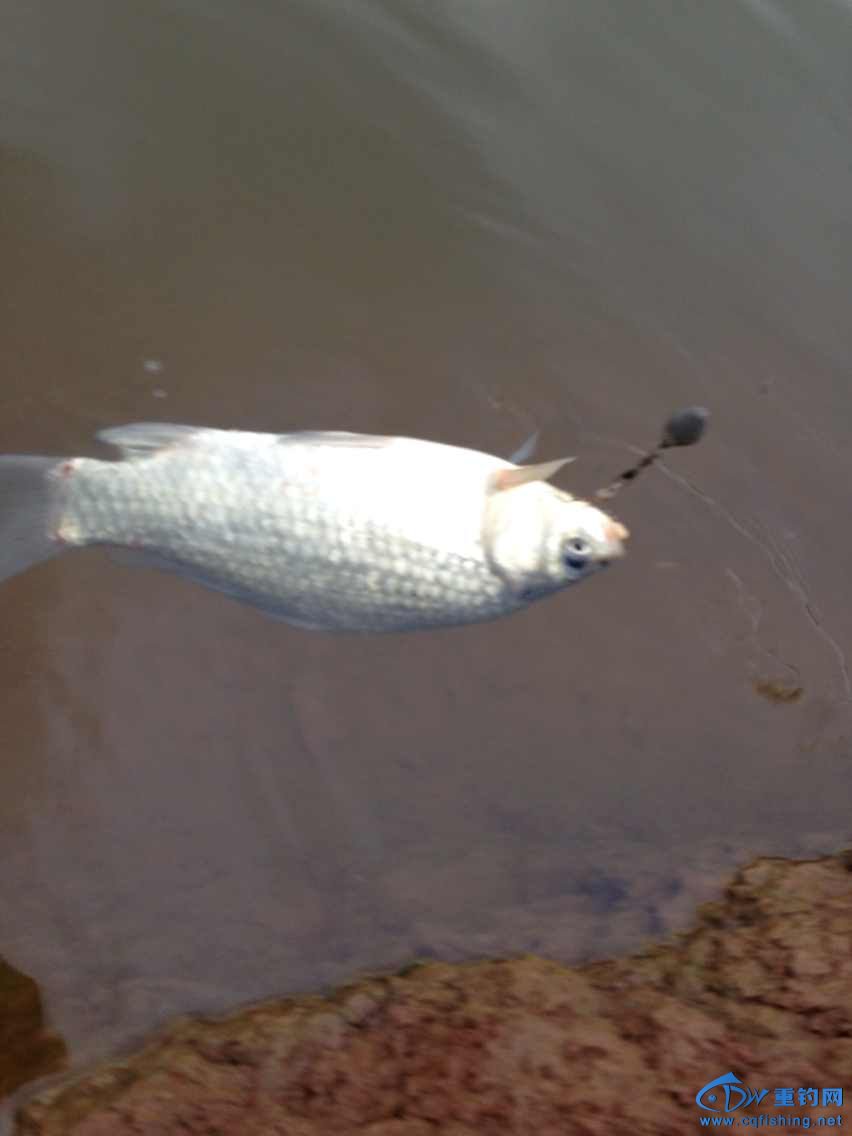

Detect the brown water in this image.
[3,0,852,1120]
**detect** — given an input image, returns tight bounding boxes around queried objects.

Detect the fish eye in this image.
[563,536,591,572]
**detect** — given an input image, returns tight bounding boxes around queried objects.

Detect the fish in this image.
[0,423,629,633]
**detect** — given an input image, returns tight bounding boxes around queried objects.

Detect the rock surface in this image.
[0,959,66,1101]
[15,852,852,1135]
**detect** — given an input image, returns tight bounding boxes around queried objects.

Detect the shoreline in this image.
[11,850,852,1134]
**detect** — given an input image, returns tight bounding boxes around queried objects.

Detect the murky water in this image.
[3,0,852,1122]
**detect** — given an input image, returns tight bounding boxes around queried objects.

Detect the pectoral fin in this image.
[488,456,574,493]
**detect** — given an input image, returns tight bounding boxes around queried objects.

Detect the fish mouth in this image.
[603,518,629,556]
[606,519,629,542]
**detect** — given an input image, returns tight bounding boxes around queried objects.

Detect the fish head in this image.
[543,492,629,583]
[483,479,629,599]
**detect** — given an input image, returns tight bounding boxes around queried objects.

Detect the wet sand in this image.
[2,0,852,1123]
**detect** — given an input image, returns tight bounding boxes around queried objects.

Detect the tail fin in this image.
[0,456,65,583]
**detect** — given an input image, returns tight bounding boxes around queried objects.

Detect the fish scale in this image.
[0,424,628,633]
[64,442,502,630]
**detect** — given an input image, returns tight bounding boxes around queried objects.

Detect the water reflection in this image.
[2,0,852,1122]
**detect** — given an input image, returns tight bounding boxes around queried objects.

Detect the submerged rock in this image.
[0,958,66,1101]
[15,852,852,1135]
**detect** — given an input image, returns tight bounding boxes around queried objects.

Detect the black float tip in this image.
[661,406,709,449]
[594,406,710,500]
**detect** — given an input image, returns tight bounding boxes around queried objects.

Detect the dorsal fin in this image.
[489,456,574,493]
[508,430,540,465]
[97,422,207,459]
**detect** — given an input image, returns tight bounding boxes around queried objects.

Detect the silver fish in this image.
[0,423,629,633]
